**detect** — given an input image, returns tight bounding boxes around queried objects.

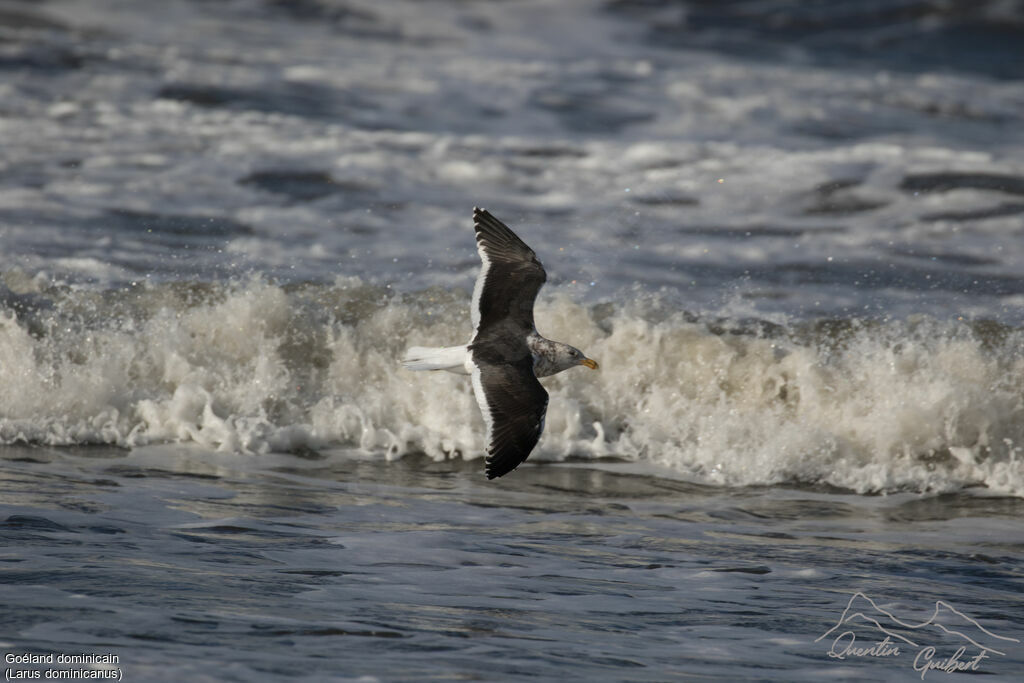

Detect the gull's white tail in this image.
[402,345,471,374]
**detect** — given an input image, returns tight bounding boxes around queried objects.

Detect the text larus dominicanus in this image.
[403,208,599,479]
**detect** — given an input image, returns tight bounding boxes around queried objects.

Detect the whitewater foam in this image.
[1,274,1022,495]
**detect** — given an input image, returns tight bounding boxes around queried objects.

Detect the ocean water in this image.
[1,0,1023,680]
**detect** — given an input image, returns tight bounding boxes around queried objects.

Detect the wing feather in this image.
[470,207,546,337]
[470,355,549,479]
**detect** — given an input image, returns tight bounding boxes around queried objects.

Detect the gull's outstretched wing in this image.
[470,207,546,337]
[470,355,549,479]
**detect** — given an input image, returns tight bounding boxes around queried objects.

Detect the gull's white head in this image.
[532,340,599,378]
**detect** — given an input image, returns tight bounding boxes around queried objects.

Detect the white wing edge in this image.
[469,210,492,338]
[469,359,495,455]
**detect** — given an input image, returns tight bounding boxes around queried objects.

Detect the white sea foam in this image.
[1,277,1021,496]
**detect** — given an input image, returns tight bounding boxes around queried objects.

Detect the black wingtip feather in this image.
[484,455,525,480]
[472,208,542,269]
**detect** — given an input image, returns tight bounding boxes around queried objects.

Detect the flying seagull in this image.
[403,208,599,479]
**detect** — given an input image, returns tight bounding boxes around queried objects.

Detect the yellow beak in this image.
[580,358,599,370]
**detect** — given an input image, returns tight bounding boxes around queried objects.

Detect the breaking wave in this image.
[2,271,1023,496]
